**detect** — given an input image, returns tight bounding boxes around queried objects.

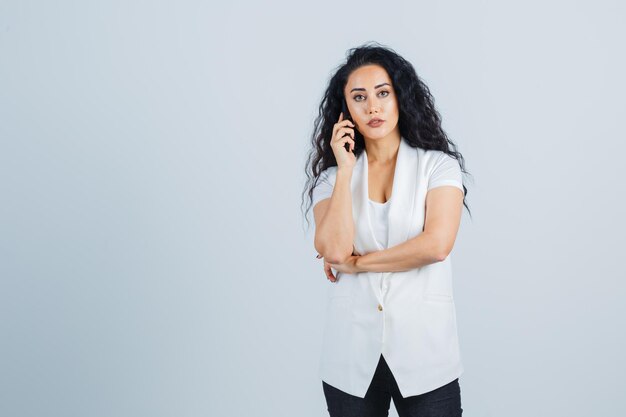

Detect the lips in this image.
[368,118,385,127]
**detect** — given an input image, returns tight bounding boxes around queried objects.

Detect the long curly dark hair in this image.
[302,42,473,229]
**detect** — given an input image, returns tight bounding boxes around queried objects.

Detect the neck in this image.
[364,132,401,165]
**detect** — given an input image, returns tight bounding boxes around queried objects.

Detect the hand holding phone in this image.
[330,102,356,170]
[341,98,353,124]
[340,99,355,153]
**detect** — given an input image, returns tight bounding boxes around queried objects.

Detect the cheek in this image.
[390,102,400,117]
[385,99,397,111]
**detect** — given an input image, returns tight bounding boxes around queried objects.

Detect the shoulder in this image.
[312,166,338,209]
[423,149,463,191]
[421,148,449,159]
[324,165,338,175]
[319,165,338,183]
[312,165,338,193]
[419,148,456,168]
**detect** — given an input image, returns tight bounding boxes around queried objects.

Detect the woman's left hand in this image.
[324,255,362,282]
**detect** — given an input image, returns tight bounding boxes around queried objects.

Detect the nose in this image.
[368,99,381,114]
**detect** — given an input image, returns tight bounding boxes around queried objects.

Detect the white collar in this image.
[353,136,419,255]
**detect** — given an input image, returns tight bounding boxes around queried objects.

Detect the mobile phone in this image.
[341,98,353,153]
[341,98,353,123]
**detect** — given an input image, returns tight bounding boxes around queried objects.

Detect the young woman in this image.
[303,43,472,417]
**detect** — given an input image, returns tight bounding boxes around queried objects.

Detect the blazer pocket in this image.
[327,273,353,298]
[423,293,453,303]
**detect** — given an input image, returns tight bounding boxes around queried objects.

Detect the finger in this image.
[324,261,336,282]
[338,127,355,141]
[326,263,336,282]
[328,264,338,282]
[331,121,355,146]
[332,116,344,138]
[340,119,354,128]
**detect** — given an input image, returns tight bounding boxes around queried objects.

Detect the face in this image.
[343,64,400,140]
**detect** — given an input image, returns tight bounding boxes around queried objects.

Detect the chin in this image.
[367,129,388,139]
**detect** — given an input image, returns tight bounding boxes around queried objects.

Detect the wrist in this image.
[355,254,367,273]
[336,166,353,179]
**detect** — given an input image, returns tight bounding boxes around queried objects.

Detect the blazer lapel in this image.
[387,136,418,249]
[352,136,419,299]
[352,149,383,254]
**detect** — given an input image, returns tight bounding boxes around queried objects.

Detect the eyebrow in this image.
[350,82,391,93]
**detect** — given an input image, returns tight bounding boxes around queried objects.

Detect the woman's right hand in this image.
[330,112,357,170]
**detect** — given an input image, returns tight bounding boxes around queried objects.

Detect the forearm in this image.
[355,232,444,273]
[315,168,355,263]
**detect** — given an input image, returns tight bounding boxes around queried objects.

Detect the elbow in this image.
[433,242,452,263]
[314,240,352,265]
[434,251,448,263]
[324,250,353,265]
[322,246,354,265]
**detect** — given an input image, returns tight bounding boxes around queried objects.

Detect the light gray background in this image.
[1,1,624,416]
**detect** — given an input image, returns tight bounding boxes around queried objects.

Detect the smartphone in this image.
[341,98,353,123]
[341,98,353,153]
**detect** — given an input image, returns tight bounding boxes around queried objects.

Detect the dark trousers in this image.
[322,354,463,417]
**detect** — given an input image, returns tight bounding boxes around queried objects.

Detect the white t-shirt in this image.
[368,198,391,249]
[312,151,464,247]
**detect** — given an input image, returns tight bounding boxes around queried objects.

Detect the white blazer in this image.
[317,136,464,398]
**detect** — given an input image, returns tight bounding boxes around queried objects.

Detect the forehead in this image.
[345,64,391,90]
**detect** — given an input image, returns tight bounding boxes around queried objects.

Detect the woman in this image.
[303,43,472,417]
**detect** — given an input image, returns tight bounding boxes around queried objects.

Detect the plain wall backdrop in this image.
[1,1,625,416]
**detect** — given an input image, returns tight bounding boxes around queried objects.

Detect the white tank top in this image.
[368,197,391,249]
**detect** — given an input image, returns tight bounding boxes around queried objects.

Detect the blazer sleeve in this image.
[312,166,337,208]
[427,153,464,192]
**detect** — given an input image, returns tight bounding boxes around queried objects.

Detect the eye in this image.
[352,91,390,101]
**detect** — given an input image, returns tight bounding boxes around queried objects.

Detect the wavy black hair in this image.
[302,42,473,229]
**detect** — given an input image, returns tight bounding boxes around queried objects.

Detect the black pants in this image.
[323,354,463,417]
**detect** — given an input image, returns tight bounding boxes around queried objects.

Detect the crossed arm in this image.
[314,185,464,277]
